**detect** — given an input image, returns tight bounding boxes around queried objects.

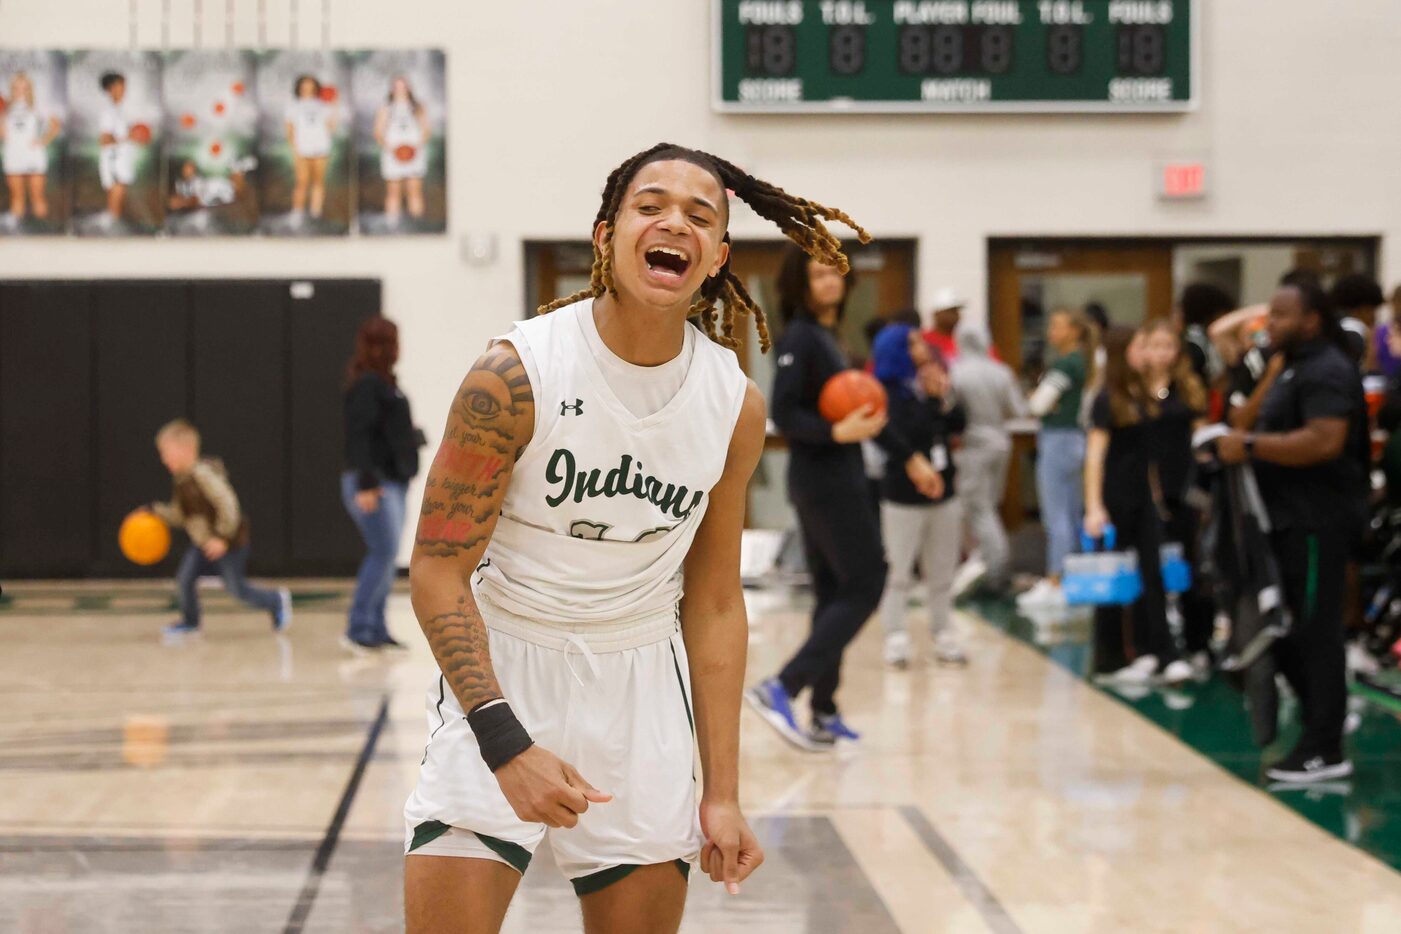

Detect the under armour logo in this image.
[561,399,584,416]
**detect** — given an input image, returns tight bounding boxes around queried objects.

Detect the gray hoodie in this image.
[950,330,1026,451]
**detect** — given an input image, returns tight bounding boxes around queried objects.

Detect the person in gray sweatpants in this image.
[950,329,1026,595]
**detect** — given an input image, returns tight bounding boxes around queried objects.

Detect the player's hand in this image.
[494,745,611,829]
[905,454,944,500]
[699,798,764,895]
[202,538,228,561]
[1216,431,1248,465]
[832,404,887,444]
[355,489,382,513]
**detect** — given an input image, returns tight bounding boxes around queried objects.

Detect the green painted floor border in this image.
[963,595,1401,874]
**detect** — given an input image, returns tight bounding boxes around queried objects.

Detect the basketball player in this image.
[97,71,141,225]
[374,75,429,223]
[285,74,335,222]
[402,143,868,933]
[1,71,61,224]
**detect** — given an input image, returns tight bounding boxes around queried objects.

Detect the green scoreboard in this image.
[714,1,1197,113]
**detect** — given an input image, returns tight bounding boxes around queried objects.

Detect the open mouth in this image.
[644,246,692,279]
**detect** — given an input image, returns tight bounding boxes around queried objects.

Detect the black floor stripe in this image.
[898,805,1023,934]
[282,695,390,934]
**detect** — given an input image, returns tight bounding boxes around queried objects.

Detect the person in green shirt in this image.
[1017,308,1098,610]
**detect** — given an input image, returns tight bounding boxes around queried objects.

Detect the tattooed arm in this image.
[409,341,610,828]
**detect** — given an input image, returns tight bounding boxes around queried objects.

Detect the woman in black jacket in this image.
[746,244,888,751]
[871,326,969,668]
[341,316,420,652]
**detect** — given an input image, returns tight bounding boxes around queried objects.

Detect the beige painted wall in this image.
[3,0,1399,557]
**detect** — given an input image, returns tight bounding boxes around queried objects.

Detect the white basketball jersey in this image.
[384,100,423,147]
[474,299,748,625]
[4,102,40,148]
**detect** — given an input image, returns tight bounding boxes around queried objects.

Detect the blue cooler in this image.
[1160,542,1193,594]
[1063,526,1142,606]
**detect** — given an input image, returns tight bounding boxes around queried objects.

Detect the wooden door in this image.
[987,240,1174,530]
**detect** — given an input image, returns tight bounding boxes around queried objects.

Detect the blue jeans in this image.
[340,471,407,644]
[1036,428,1086,578]
[177,543,280,628]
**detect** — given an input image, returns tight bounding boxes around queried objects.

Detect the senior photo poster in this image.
[350,49,446,235]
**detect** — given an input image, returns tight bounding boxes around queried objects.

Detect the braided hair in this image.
[537,143,870,354]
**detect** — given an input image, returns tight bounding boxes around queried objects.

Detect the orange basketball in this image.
[230,81,245,96]
[129,123,152,144]
[213,101,226,116]
[319,85,338,102]
[394,144,416,163]
[179,113,197,129]
[818,370,888,423]
[119,512,170,566]
[210,140,223,156]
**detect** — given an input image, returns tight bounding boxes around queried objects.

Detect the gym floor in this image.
[3,582,1401,933]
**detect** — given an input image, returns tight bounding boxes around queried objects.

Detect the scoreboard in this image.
[714,1,1197,113]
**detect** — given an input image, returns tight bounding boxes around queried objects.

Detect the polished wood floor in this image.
[3,582,1400,932]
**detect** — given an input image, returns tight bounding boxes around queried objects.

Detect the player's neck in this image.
[591,293,688,367]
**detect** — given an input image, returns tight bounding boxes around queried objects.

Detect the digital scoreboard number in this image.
[716,1,1197,113]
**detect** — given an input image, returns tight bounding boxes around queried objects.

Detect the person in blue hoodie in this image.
[871,324,969,669]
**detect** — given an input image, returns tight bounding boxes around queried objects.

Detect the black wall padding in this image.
[92,282,191,577]
[0,278,380,579]
[288,280,380,574]
[0,284,95,576]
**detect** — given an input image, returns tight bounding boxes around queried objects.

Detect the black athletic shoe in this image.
[376,636,409,650]
[1265,749,1353,783]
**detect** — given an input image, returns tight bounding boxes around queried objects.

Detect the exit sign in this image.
[1158,160,1207,200]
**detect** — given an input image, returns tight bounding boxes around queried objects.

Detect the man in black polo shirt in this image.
[1217,280,1368,783]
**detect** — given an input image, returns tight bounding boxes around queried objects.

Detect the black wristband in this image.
[466,701,534,772]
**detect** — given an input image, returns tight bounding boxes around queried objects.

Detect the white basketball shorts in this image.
[99,143,135,190]
[403,597,701,895]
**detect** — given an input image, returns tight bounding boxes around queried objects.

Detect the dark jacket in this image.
[345,373,420,491]
[152,457,251,548]
[875,390,967,506]
[771,317,865,492]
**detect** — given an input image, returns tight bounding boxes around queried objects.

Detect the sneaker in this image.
[932,637,969,667]
[883,632,912,670]
[162,621,201,643]
[1188,650,1213,681]
[744,678,821,752]
[273,588,293,633]
[1160,659,1194,685]
[1016,579,1066,611]
[1347,641,1380,676]
[809,712,860,746]
[340,634,381,657]
[1105,655,1159,684]
[1265,750,1353,783]
[952,557,987,599]
[376,636,409,650]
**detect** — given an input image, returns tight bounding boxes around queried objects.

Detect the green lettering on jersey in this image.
[544,448,703,520]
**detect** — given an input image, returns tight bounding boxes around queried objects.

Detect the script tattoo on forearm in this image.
[414,345,534,711]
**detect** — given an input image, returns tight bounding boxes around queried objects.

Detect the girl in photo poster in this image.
[286,74,335,224]
[374,75,429,223]
[1,72,61,225]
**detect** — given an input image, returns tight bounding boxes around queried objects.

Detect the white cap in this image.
[930,288,966,313]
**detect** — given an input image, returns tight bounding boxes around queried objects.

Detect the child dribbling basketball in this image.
[138,419,291,642]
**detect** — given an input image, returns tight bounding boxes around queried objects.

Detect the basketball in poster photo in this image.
[161,50,259,237]
[66,50,163,236]
[350,49,445,235]
[0,50,68,236]
[256,50,351,236]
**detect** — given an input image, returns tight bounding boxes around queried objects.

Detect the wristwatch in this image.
[1244,434,1256,459]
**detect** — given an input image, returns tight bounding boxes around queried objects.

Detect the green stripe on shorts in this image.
[406,821,532,875]
[571,860,690,896]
